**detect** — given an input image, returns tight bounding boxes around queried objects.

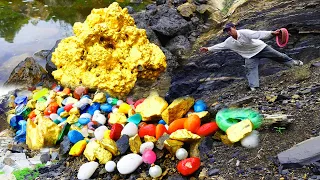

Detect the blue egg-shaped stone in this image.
[127,114,142,125]
[57,107,65,116]
[14,96,27,105]
[194,100,207,112]
[79,104,90,114]
[88,102,100,115]
[158,119,166,125]
[67,130,84,144]
[78,118,90,125]
[81,95,91,100]
[61,117,67,122]
[10,115,24,129]
[100,103,113,113]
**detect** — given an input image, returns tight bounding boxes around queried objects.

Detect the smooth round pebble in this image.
[176,148,188,160]
[49,113,62,121]
[142,150,156,164]
[121,122,138,137]
[127,114,142,125]
[149,165,162,178]
[105,161,116,172]
[78,118,90,125]
[68,130,84,144]
[158,119,166,125]
[117,100,124,106]
[117,153,143,174]
[241,130,259,148]
[94,114,106,124]
[94,126,108,140]
[80,113,92,119]
[77,161,99,179]
[100,103,113,113]
[140,142,154,154]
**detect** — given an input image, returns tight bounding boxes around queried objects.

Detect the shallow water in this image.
[0,0,151,87]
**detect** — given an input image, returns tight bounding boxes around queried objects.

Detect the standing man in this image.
[200,22,303,91]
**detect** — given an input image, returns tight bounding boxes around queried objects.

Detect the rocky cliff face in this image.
[166,0,320,101]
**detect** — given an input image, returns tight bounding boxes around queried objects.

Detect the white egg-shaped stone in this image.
[117,153,143,174]
[149,165,162,178]
[175,148,188,160]
[49,113,62,121]
[80,113,92,119]
[95,114,106,125]
[77,161,99,180]
[112,107,118,113]
[80,98,92,104]
[94,110,101,115]
[117,100,124,106]
[140,142,154,154]
[94,126,108,140]
[105,161,116,172]
[241,130,259,148]
[121,122,138,137]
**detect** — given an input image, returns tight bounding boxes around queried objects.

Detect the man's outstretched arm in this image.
[242,29,280,40]
[200,41,227,53]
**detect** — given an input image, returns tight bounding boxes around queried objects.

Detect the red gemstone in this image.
[156,124,168,139]
[134,98,145,108]
[110,123,123,140]
[177,157,201,176]
[44,102,59,115]
[138,124,156,137]
[64,103,74,112]
[196,122,219,136]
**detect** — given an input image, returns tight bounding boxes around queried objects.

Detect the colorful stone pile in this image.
[6,84,263,179]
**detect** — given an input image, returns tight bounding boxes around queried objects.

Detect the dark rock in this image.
[51,152,59,160]
[281,169,290,175]
[156,0,166,5]
[156,133,170,150]
[125,6,135,14]
[33,50,50,59]
[165,35,191,58]
[3,158,15,166]
[146,4,157,10]
[46,39,61,74]
[40,153,51,164]
[278,136,320,168]
[160,47,179,75]
[8,144,24,153]
[227,96,255,107]
[130,0,142,4]
[4,57,48,87]
[299,88,312,94]
[208,168,219,176]
[209,157,215,163]
[199,136,214,159]
[150,5,191,37]
[167,174,188,180]
[312,62,320,67]
[59,136,71,155]
[194,0,207,4]
[172,0,187,6]
[116,135,130,155]
[311,86,320,93]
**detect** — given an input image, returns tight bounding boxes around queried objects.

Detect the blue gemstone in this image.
[57,107,65,116]
[128,114,142,125]
[88,102,101,115]
[14,96,27,105]
[10,115,24,129]
[194,100,207,112]
[100,103,113,113]
[67,130,84,144]
[158,119,166,125]
[78,118,90,125]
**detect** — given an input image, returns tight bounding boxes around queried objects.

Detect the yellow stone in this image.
[100,138,120,156]
[104,130,111,139]
[118,103,131,114]
[69,140,87,156]
[169,129,201,142]
[221,135,233,146]
[162,96,194,125]
[66,114,79,124]
[69,107,80,116]
[187,111,210,120]
[26,99,36,109]
[35,101,47,111]
[144,135,157,143]
[51,2,166,98]
[60,111,69,118]
[164,139,184,155]
[129,134,142,154]
[135,91,168,121]
[93,92,106,103]
[65,97,78,105]
[94,145,113,164]
[108,112,127,124]
[226,120,253,143]
[84,140,100,161]
[56,96,64,107]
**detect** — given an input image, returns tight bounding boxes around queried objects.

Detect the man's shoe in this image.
[250,87,256,91]
[293,60,303,66]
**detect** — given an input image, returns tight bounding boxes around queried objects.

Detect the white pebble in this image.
[121,122,138,137]
[49,113,61,121]
[77,161,99,179]
[80,113,92,119]
[105,161,116,172]
[95,114,106,125]
[241,130,259,148]
[149,165,162,178]
[117,100,124,106]
[94,126,108,140]
[140,142,154,154]
[117,153,143,174]
[175,148,188,160]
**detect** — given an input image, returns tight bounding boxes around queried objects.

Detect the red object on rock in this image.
[44,102,59,115]
[168,118,186,134]
[134,98,145,108]
[156,124,168,139]
[73,86,88,100]
[28,110,36,119]
[196,122,219,136]
[138,124,156,137]
[276,28,289,48]
[110,123,123,140]
[177,157,201,176]
[64,103,74,112]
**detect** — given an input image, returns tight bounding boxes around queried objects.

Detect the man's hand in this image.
[199,47,209,53]
[272,29,281,36]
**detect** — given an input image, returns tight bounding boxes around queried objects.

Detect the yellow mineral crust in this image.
[51,2,166,97]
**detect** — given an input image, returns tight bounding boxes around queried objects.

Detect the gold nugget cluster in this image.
[51,2,166,97]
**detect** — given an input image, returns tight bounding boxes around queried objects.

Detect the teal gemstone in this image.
[127,113,142,125]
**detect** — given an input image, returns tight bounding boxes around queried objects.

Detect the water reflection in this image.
[0,0,151,86]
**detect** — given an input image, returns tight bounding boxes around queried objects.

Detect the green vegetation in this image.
[0,170,4,175]
[13,163,45,180]
[221,0,235,15]
[274,126,286,134]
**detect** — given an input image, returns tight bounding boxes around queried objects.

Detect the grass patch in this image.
[221,0,235,15]
[13,163,45,180]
